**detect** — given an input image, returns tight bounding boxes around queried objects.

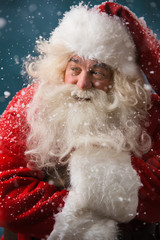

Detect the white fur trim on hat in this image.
[49,4,139,77]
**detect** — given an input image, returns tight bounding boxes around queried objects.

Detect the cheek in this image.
[64,71,72,84]
[94,81,111,92]
[64,68,79,85]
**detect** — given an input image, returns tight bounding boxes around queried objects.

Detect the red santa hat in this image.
[49,2,160,93]
[49,4,140,77]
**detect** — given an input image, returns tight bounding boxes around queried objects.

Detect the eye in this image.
[71,67,78,70]
[70,66,81,75]
[91,70,105,79]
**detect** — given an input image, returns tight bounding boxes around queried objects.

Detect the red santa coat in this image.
[0,83,160,240]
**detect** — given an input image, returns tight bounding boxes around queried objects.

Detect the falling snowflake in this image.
[4,91,11,99]
[0,18,7,29]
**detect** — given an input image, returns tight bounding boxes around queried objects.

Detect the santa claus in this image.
[0,2,160,240]
[25,3,155,240]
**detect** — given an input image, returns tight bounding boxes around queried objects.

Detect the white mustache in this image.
[69,86,119,110]
[70,89,95,101]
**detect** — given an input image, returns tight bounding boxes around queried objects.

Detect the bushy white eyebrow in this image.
[92,62,109,70]
[69,57,80,64]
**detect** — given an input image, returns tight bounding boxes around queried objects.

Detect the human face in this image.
[64,55,113,92]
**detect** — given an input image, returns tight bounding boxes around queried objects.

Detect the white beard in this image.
[26,83,149,240]
[26,83,150,168]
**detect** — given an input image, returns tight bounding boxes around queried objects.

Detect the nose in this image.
[76,71,92,90]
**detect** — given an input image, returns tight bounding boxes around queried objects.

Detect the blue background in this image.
[0,0,159,237]
[0,0,160,115]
